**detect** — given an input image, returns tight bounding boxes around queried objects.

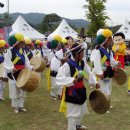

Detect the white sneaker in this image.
[0,97,5,100]
[110,105,113,109]
[19,107,27,112]
[106,110,110,114]
[14,108,19,114]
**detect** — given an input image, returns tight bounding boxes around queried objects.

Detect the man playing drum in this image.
[4,33,32,113]
[91,29,121,113]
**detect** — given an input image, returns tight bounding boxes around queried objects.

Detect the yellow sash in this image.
[101,55,107,65]
[128,76,130,91]
[12,49,23,65]
[46,68,51,91]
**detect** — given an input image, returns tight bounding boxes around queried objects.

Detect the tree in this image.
[3,13,13,26]
[80,27,85,35]
[41,13,61,33]
[84,0,109,37]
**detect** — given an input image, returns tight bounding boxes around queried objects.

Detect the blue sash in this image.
[0,55,4,63]
[67,59,82,70]
[99,47,110,60]
[12,48,25,63]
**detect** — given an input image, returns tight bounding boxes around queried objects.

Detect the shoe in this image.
[57,95,61,99]
[50,93,58,100]
[14,108,19,114]
[0,97,5,100]
[19,107,27,112]
[76,125,87,130]
[110,105,113,109]
[106,110,110,114]
[128,90,130,95]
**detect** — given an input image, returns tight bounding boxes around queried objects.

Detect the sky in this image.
[0,0,130,26]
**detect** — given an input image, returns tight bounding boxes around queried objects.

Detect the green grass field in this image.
[0,66,130,130]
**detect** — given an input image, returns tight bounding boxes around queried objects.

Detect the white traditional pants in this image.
[8,79,26,108]
[0,80,4,98]
[98,78,112,96]
[67,102,88,130]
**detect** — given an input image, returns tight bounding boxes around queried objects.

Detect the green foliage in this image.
[84,0,109,37]
[80,27,85,35]
[41,13,61,33]
[0,13,13,27]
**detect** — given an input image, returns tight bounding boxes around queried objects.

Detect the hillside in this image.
[10,12,89,28]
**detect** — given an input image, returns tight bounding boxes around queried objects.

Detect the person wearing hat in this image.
[92,29,121,113]
[4,33,32,113]
[50,49,64,99]
[0,40,6,100]
[65,36,74,49]
[56,43,100,130]
[34,39,46,58]
[24,37,34,60]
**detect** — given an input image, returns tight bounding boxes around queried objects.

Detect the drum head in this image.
[16,68,40,92]
[17,68,30,88]
[89,90,110,114]
[30,57,46,72]
[113,67,127,85]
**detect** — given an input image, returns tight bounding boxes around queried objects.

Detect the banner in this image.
[0,26,12,41]
[0,28,4,39]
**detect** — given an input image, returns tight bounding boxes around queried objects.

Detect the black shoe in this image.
[76,125,87,130]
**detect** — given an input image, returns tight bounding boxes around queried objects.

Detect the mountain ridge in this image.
[10,12,89,28]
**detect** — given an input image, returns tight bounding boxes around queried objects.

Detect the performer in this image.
[4,33,32,113]
[24,37,34,60]
[92,29,121,113]
[65,36,74,49]
[56,43,100,130]
[34,40,45,57]
[50,49,64,99]
[0,40,6,100]
[112,32,126,68]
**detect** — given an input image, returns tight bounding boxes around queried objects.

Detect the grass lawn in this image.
[0,66,130,130]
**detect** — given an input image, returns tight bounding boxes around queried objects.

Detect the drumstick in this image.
[11,73,18,86]
[66,43,83,54]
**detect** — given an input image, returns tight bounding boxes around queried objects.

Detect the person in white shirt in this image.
[56,43,100,130]
[50,49,64,99]
[4,33,32,113]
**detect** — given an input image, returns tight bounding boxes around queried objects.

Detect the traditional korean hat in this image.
[96,29,113,45]
[0,40,6,48]
[8,33,24,47]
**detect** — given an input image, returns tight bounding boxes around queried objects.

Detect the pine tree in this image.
[84,0,109,37]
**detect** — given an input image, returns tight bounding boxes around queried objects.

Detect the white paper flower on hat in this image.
[97,29,104,36]
[9,31,17,36]
[47,35,54,42]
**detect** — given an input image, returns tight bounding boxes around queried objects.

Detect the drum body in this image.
[89,90,110,114]
[30,57,46,72]
[113,67,127,85]
[0,63,8,82]
[17,68,40,92]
